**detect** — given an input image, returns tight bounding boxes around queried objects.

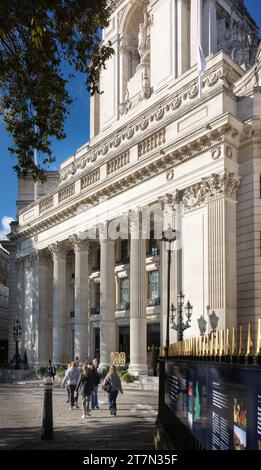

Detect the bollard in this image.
[41,376,53,440]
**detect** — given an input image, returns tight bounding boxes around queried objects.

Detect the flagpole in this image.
[198,0,202,98]
[34,123,38,202]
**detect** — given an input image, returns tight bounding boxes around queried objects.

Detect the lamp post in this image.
[197,305,209,337]
[208,308,219,335]
[13,317,22,369]
[170,291,193,341]
[162,226,176,356]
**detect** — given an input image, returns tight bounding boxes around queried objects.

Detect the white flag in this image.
[197,42,206,76]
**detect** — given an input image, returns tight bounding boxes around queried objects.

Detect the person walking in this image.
[102,365,123,416]
[46,359,56,381]
[91,365,100,410]
[76,364,94,418]
[61,361,80,410]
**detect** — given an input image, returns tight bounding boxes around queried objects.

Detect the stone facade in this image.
[7,0,261,373]
[0,244,9,364]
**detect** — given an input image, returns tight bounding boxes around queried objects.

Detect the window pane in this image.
[148,271,160,299]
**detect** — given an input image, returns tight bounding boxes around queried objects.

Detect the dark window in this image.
[95,283,100,312]
[121,240,129,262]
[120,278,130,305]
[148,271,160,301]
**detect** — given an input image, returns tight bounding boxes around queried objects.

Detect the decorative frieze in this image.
[182,172,240,211]
[138,129,166,158]
[39,196,54,214]
[81,168,100,190]
[107,151,130,175]
[58,184,75,203]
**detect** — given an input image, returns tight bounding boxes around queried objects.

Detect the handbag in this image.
[102,381,112,393]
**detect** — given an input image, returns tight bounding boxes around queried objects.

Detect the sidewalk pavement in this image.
[0,382,158,450]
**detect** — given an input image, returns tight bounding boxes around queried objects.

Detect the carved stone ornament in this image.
[80,159,87,169]
[140,117,149,130]
[158,192,179,211]
[69,234,90,252]
[226,146,233,159]
[171,96,182,110]
[48,241,69,258]
[166,169,174,181]
[182,172,240,210]
[113,136,121,147]
[126,126,134,140]
[188,84,199,99]
[155,107,164,121]
[211,146,221,160]
[206,71,219,87]
[101,144,109,155]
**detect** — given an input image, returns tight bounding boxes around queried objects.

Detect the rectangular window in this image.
[148,271,160,302]
[95,284,100,313]
[120,278,130,307]
[121,240,129,262]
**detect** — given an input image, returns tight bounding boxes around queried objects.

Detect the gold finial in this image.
[225,328,230,356]
[238,325,244,355]
[219,330,225,357]
[215,330,219,356]
[246,322,253,355]
[231,327,237,355]
[256,318,261,356]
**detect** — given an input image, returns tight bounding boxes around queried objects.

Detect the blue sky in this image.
[0,0,260,237]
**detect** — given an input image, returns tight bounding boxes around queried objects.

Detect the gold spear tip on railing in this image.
[256,318,261,356]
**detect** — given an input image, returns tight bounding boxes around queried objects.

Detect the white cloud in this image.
[0,216,14,239]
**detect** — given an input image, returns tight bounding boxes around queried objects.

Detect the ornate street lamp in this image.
[197,305,208,336]
[13,317,22,369]
[171,291,193,341]
[161,225,176,356]
[208,308,219,335]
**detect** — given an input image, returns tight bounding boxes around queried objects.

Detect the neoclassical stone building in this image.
[0,244,9,364]
[8,0,261,374]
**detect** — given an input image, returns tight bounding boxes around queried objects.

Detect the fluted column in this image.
[129,212,147,376]
[70,235,90,363]
[99,238,116,370]
[38,252,52,364]
[49,242,68,364]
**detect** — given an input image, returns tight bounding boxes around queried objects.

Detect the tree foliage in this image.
[0,0,114,181]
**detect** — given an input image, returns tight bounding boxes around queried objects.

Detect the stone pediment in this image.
[233,43,261,97]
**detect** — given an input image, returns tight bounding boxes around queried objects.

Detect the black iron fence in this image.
[157,320,261,450]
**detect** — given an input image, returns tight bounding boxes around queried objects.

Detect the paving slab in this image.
[0,383,158,450]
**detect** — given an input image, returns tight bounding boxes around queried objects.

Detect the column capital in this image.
[69,234,90,252]
[48,241,69,259]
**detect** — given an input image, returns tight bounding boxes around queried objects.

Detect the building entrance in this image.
[119,326,130,364]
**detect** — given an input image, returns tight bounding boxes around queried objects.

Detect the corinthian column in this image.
[48,242,68,364]
[128,212,147,376]
[99,238,116,370]
[70,235,90,363]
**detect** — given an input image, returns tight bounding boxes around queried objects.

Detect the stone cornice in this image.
[58,56,242,184]
[12,117,240,241]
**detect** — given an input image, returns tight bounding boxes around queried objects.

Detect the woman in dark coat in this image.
[75,364,94,418]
